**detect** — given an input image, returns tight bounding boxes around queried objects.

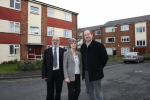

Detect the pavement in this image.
[1,60,149,80]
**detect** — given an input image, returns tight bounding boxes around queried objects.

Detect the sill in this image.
[29,34,39,36]
[30,12,40,15]
[9,55,20,57]
[8,32,21,34]
[9,7,21,11]
[121,30,129,31]
[121,41,130,43]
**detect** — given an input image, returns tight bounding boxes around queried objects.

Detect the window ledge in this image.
[9,55,20,57]
[29,34,39,36]
[9,7,21,11]
[30,12,40,15]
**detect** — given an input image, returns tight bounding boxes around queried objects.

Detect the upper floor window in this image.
[105,37,115,43]
[121,25,129,31]
[95,30,101,35]
[121,47,130,55]
[9,21,20,33]
[63,30,72,38]
[105,27,116,33]
[30,27,39,34]
[10,0,20,10]
[9,44,20,56]
[63,12,72,21]
[95,39,101,43]
[121,36,129,42]
[136,27,145,33]
[30,6,39,14]
[137,40,145,46]
[47,27,54,36]
[47,8,55,18]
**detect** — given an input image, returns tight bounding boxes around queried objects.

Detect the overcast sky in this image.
[41,0,150,28]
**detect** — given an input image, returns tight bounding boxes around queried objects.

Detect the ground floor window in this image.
[106,48,116,55]
[121,47,130,55]
[9,44,20,56]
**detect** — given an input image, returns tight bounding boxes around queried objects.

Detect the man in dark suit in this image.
[81,30,108,100]
[42,36,66,100]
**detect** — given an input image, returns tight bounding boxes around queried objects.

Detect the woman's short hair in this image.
[68,38,77,48]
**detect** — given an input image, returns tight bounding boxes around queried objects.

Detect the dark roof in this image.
[28,0,78,15]
[78,25,103,32]
[103,14,150,27]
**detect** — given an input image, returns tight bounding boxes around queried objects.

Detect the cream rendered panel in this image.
[0,44,20,64]
[135,22,146,45]
[0,0,9,8]
[0,19,9,32]
[55,28,64,37]
[55,9,63,20]
[28,2,41,43]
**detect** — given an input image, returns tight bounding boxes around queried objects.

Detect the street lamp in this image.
[112,27,117,61]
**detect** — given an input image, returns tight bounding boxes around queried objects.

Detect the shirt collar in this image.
[52,46,59,50]
[85,40,92,46]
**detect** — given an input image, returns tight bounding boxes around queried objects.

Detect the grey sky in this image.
[41,0,150,28]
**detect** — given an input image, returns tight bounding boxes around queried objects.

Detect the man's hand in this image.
[44,78,47,80]
[65,77,70,83]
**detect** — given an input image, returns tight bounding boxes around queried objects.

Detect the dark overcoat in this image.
[81,40,108,82]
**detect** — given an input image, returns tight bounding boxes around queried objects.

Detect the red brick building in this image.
[0,0,78,63]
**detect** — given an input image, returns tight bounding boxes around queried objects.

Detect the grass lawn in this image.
[0,64,22,75]
[108,56,123,62]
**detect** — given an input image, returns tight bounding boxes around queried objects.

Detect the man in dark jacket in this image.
[81,30,108,100]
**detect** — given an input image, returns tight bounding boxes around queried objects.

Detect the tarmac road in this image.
[0,62,150,100]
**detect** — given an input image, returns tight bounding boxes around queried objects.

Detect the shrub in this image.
[1,59,18,64]
[143,53,150,60]
[17,59,42,71]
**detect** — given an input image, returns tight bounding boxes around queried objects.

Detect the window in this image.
[47,45,52,48]
[121,25,129,31]
[63,46,70,51]
[47,27,54,36]
[121,36,129,42]
[9,21,20,33]
[136,27,145,33]
[95,39,101,43]
[105,27,116,33]
[137,40,146,46]
[30,6,39,14]
[105,37,115,43]
[95,30,101,35]
[9,44,20,55]
[121,47,130,55]
[47,8,55,17]
[106,48,116,55]
[30,27,39,34]
[63,30,72,38]
[10,0,20,10]
[63,12,72,21]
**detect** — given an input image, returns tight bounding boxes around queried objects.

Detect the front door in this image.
[28,45,41,60]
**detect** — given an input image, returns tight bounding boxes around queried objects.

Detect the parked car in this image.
[123,52,144,63]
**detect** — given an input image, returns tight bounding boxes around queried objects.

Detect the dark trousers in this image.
[67,74,81,100]
[46,70,63,100]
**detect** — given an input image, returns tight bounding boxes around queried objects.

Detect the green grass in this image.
[108,57,123,62]
[0,64,22,74]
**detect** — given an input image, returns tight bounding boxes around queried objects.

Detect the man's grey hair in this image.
[68,38,77,48]
[52,35,60,41]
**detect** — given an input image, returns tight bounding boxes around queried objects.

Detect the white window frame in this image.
[136,40,146,46]
[63,29,72,38]
[121,47,130,55]
[121,36,129,42]
[105,37,115,43]
[95,39,101,43]
[30,6,39,14]
[136,27,145,33]
[106,48,116,55]
[121,25,129,31]
[30,27,39,35]
[10,0,21,10]
[47,8,55,18]
[95,30,101,35]
[63,12,72,22]
[9,44,20,56]
[105,27,116,33]
[47,27,54,36]
[9,21,20,33]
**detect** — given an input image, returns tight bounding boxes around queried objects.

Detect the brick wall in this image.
[0,6,21,22]
[146,21,150,53]
[72,14,77,39]
[20,0,28,60]
[0,33,20,44]
[47,37,69,46]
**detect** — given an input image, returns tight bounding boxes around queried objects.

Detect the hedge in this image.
[143,53,150,60]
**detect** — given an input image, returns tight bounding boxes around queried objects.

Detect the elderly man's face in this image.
[52,36,60,48]
[84,30,93,42]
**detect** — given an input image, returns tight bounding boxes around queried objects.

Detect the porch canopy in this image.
[25,43,45,46]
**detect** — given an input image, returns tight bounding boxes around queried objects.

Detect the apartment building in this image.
[78,15,150,56]
[0,0,78,63]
